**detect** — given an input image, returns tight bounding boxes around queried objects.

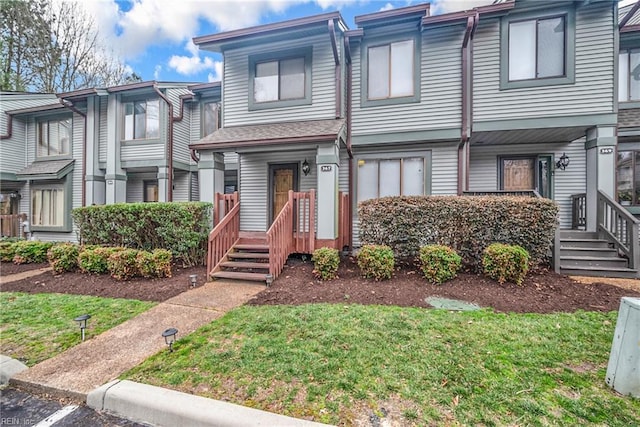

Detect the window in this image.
[143,180,158,202]
[509,16,565,81]
[32,188,65,227]
[368,40,414,100]
[254,57,305,103]
[619,49,640,102]
[202,101,219,137]
[617,151,640,205]
[38,118,71,157]
[248,48,312,110]
[500,9,574,89]
[357,157,426,203]
[124,99,159,140]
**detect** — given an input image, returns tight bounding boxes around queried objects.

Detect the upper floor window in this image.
[619,49,640,102]
[500,8,575,90]
[38,118,71,157]
[124,99,159,140]
[254,57,305,103]
[368,40,414,100]
[508,16,565,81]
[202,101,219,137]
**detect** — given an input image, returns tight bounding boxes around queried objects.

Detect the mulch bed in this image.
[1,262,50,275]
[248,256,640,314]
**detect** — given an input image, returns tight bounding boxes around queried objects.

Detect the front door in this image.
[269,163,298,225]
[500,156,553,198]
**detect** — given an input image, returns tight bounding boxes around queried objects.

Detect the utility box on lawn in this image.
[606,297,640,397]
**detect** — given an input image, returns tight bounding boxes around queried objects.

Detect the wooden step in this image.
[560,255,628,269]
[559,230,599,240]
[559,247,618,258]
[228,252,270,260]
[211,271,268,282]
[560,239,611,249]
[234,244,269,252]
[220,261,270,270]
[561,265,639,279]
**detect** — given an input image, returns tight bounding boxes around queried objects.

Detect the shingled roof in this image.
[191,119,346,150]
[16,159,74,180]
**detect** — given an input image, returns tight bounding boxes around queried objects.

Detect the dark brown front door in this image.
[269,163,298,225]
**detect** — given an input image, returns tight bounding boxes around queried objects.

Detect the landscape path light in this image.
[189,274,197,288]
[74,314,91,341]
[162,328,178,352]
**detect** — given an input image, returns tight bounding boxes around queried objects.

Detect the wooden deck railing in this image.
[597,190,640,273]
[0,214,26,238]
[267,190,295,279]
[338,191,350,250]
[571,193,586,230]
[207,192,240,276]
[214,192,238,225]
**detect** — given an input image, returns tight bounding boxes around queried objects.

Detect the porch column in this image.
[157,166,169,202]
[105,93,126,204]
[197,151,225,205]
[316,144,339,242]
[85,96,105,205]
[585,125,617,231]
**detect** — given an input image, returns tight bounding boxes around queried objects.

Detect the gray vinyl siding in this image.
[223,33,339,126]
[1,118,28,174]
[468,140,586,229]
[431,144,459,195]
[70,111,83,212]
[168,88,192,165]
[224,152,238,168]
[31,232,75,242]
[339,151,349,193]
[98,96,108,163]
[473,2,615,122]
[191,172,199,201]
[126,175,145,203]
[121,143,165,162]
[189,102,201,144]
[239,150,318,232]
[173,170,190,202]
[0,93,58,132]
[351,25,463,136]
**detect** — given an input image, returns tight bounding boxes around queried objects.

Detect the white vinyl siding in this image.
[223,33,338,126]
[474,2,614,121]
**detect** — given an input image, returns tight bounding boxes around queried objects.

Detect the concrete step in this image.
[560,239,611,249]
[559,247,619,258]
[220,261,269,270]
[211,271,268,282]
[560,256,628,269]
[228,252,270,260]
[560,266,639,279]
[560,230,599,240]
[234,244,269,252]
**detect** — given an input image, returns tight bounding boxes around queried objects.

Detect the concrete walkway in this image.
[0,266,51,285]
[10,280,264,400]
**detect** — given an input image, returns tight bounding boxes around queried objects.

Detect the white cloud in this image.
[430,0,494,15]
[379,3,395,12]
[168,41,222,77]
[154,65,162,80]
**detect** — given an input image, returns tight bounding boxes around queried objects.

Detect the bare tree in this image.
[1,0,135,92]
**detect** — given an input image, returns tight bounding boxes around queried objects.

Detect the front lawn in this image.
[124,304,639,426]
[0,292,155,366]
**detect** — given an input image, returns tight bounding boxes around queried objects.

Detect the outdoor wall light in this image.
[162,328,178,352]
[189,274,198,288]
[74,314,91,341]
[556,153,570,170]
[302,159,311,176]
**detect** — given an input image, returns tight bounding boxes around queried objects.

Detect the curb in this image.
[88,380,333,427]
[0,355,28,386]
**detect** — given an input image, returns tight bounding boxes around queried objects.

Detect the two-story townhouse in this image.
[616,2,640,214]
[0,81,223,241]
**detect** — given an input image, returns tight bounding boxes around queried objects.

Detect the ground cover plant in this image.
[0,292,154,366]
[124,304,640,426]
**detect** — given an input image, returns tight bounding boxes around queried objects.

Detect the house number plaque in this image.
[600,148,613,154]
[320,165,332,172]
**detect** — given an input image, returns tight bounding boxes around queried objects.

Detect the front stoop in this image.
[559,231,638,279]
[211,241,270,283]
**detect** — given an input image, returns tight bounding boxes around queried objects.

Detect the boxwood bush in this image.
[47,243,79,274]
[357,244,394,281]
[418,245,461,284]
[78,247,124,274]
[72,202,212,266]
[12,241,54,264]
[359,196,557,271]
[312,247,340,281]
[483,243,530,285]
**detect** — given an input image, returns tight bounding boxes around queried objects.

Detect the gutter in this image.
[328,19,341,119]
[153,85,174,201]
[0,113,12,140]
[458,12,478,195]
[59,98,88,207]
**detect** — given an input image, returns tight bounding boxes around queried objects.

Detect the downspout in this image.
[173,91,200,163]
[345,34,354,249]
[328,19,342,118]
[458,14,476,195]
[467,12,478,192]
[59,98,87,206]
[0,113,13,140]
[153,85,174,201]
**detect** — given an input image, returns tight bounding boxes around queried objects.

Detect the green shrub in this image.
[47,243,79,274]
[137,249,173,278]
[72,202,212,266]
[78,247,124,274]
[107,249,140,280]
[358,196,557,271]
[418,245,462,284]
[311,247,340,280]
[483,243,530,285]
[12,241,54,264]
[0,241,17,262]
[357,245,394,281]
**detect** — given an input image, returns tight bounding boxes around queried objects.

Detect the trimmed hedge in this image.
[72,202,212,266]
[357,244,394,281]
[358,196,557,271]
[12,241,54,264]
[418,245,461,285]
[48,243,79,274]
[0,241,17,262]
[78,247,124,274]
[312,247,340,281]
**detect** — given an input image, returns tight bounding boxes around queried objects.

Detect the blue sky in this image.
[79,0,636,85]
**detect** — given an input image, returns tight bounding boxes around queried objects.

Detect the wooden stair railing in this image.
[597,190,640,274]
[267,190,295,280]
[207,192,240,277]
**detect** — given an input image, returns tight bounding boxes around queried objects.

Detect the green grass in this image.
[0,292,155,366]
[124,304,639,426]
